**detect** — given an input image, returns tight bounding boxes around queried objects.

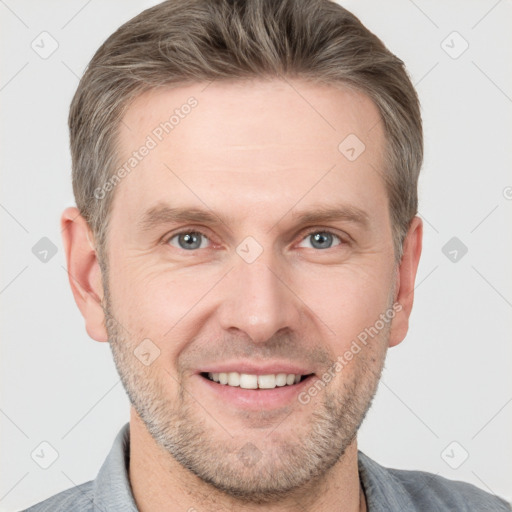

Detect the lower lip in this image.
[196,374,316,410]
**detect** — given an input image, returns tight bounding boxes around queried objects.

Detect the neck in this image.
[129,408,365,512]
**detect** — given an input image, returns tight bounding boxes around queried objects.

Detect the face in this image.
[100,79,400,501]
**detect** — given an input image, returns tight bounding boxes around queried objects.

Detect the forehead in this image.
[111,79,386,228]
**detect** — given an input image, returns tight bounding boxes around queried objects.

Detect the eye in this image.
[166,230,211,251]
[164,228,345,252]
[297,230,343,250]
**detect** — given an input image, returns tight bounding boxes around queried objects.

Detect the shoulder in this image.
[21,480,94,512]
[388,466,511,511]
[358,451,511,512]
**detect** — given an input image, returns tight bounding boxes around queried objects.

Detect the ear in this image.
[388,216,423,347]
[61,206,108,342]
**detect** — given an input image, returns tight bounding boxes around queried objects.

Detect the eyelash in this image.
[163,227,348,251]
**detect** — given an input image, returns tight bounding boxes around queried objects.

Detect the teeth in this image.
[258,374,276,389]
[275,373,287,386]
[206,372,305,389]
[240,373,258,389]
[228,372,240,386]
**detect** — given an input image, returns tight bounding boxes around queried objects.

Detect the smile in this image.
[201,371,313,389]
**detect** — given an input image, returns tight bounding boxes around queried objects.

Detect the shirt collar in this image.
[358,451,417,511]
[92,422,138,511]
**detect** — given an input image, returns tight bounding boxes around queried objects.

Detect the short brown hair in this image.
[69,0,422,267]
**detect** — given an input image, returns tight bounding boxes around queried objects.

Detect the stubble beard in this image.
[102,284,389,504]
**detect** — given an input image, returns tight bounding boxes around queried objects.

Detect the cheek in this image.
[108,262,219,341]
[106,268,207,386]
[297,264,393,348]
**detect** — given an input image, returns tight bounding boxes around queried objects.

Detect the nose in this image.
[216,250,302,345]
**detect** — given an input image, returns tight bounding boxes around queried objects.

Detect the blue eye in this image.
[165,228,344,252]
[167,231,210,250]
[298,230,342,250]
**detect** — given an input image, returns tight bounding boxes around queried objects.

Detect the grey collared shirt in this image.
[23,422,511,511]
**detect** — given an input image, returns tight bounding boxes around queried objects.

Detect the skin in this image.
[61,79,422,512]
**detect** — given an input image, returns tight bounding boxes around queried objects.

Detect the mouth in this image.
[200,371,315,389]
[197,370,317,410]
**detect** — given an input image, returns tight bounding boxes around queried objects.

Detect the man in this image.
[24,0,510,510]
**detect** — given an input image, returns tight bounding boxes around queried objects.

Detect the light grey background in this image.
[1,1,511,510]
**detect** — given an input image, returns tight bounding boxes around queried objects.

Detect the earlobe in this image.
[388,216,423,348]
[61,207,109,342]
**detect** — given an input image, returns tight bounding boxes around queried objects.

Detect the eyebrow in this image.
[137,203,370,234]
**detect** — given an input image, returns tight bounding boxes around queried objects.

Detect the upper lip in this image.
[196,360,314,376]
